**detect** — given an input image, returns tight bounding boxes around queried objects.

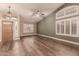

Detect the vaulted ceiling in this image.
[0,3,64,23]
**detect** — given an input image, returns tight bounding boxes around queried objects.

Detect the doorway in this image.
[2,21,13,45]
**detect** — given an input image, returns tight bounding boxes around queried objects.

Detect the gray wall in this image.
[37,3,79,43]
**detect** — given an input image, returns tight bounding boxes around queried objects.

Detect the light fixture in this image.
[3,6,17,19]
[7,6,12,18]
[32,9,45,19]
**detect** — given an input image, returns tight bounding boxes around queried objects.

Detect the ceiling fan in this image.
[31,9,45,19]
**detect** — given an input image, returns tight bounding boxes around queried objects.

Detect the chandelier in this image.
[7,6,12,18]
[3,6,16,19]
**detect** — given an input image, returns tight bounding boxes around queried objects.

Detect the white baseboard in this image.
[38,34,79,46]
[21,34,37,37]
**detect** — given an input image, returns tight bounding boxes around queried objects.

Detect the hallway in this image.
[0,36,79,56]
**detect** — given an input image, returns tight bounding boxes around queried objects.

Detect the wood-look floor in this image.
[0,36,79,56]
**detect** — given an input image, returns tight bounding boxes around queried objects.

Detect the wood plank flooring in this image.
[0,36,79,56]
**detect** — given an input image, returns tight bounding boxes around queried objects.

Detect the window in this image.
[65,7,76,15]
[56,22,60,34]
[23,24,34,33]
[65,20,70,34]
[56,20,65,35]
[56,17,79,37]
[56,6,79,37]
[61,21,64,34]
[56,6,79,19]
[71,19,77,35]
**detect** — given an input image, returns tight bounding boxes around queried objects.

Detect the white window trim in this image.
[56,6,79,19]
[23,24,34,33]
[56,17,79,37]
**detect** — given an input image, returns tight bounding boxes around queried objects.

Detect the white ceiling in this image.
[0,3,64,23]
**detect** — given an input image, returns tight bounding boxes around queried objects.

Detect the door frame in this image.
[2,20,13,43]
